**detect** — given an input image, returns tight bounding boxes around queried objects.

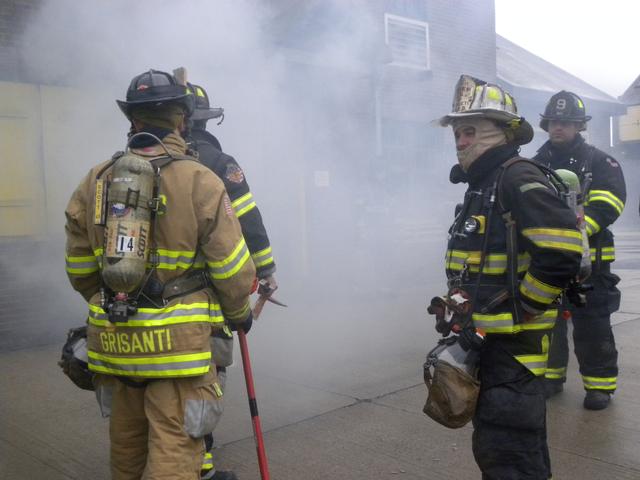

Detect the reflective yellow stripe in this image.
[586,190,624,215]
[582,375,617,390]
[445,250,530,275]
[88,350,211,377]
[65,253,99,274]
[252,246,274,268]
[202,451,214,471]
[584,215,600,236]
[514,353,548,376]
[151,249,197,270]
[231,192,257,218]
[519,272,562,306]
[545,367,566,380]
[590,246,615,261]
[522,228,583,254]
[472,309,557,333]
[225,301,251,321]
[213,383,223,397]
[208,238,251,280]
[88,302,224,327]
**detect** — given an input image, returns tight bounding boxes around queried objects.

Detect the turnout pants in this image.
[472,341,550,480]
[99,370,223,480]
[545,264,620,392]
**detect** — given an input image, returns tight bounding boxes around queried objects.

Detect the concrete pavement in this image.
[2,231,640,479]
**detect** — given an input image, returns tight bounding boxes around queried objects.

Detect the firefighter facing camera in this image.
[425,75,582,479]
[64,69,256,480]
[534,91,626,410]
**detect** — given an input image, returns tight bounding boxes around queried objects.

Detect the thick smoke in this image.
[12,0,446,389]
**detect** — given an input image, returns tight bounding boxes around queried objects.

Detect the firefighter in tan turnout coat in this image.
[64,69,255,479]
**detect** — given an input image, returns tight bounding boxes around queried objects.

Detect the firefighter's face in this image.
[548,120,581,146]
[455,126,476,151]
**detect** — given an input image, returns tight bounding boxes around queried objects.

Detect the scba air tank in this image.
[555,168,591,281]
[102,153,155,293]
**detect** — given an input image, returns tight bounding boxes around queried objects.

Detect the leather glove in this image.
[230,311,253,334]
[428,296,450,335]
[457,327,484,351]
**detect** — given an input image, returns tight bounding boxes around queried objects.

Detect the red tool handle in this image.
[238,329,270,480]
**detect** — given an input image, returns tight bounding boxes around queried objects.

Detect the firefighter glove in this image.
[230,311,253,334]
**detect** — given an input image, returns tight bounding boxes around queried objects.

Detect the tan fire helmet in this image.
[439,74,533,146]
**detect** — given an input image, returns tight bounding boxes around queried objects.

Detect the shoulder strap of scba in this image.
[93,150,198,224]
[96,149,198,180]
[496,157,569,213]
[489,158,571,323]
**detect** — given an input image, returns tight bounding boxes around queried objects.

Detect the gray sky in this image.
[495,0,639,98]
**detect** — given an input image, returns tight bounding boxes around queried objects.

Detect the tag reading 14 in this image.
[116,235,136,253]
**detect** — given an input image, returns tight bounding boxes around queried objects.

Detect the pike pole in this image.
[238,279,286,479]
[238,327,270,480]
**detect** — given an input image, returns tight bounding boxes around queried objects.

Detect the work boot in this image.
[543,380,564,399]
[583,390,611,410]
[202,470,239,480]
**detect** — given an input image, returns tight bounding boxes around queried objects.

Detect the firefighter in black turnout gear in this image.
[184,82,277,480]
[534,91,626,410]
[438,76,582,479]
[186,83,276,280]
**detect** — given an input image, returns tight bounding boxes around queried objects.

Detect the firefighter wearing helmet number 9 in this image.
[534,90,627,410]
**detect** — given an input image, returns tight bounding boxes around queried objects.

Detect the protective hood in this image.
[453,118,507,172]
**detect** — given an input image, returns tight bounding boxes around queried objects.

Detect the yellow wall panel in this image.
[618,105,640,142]
[0,82,44,237]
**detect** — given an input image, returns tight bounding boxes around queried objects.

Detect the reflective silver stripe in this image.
[252,247,274,268]
[133,306,209,321]
[202,451,213,469]
[446,255,466,269]
[523,232,583,250]
[231,192,256,217]
[545,367,566,379]
[446,251,530,274]
[155,254,196,270]
[516,359,547,375]
[520,274,560,304]
[473,317,514,330]
[472,310,556,333]
[65,255,99,274]
[590,247,615,261]
[89,303,223,327]
[582,376,616,390]
[208,240,250,280]
[89,351,211,377]
[586,190,624,215]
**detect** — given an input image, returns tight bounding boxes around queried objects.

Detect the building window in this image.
[384,13,430,71]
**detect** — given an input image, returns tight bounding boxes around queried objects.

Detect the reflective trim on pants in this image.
[582,375,617,391]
